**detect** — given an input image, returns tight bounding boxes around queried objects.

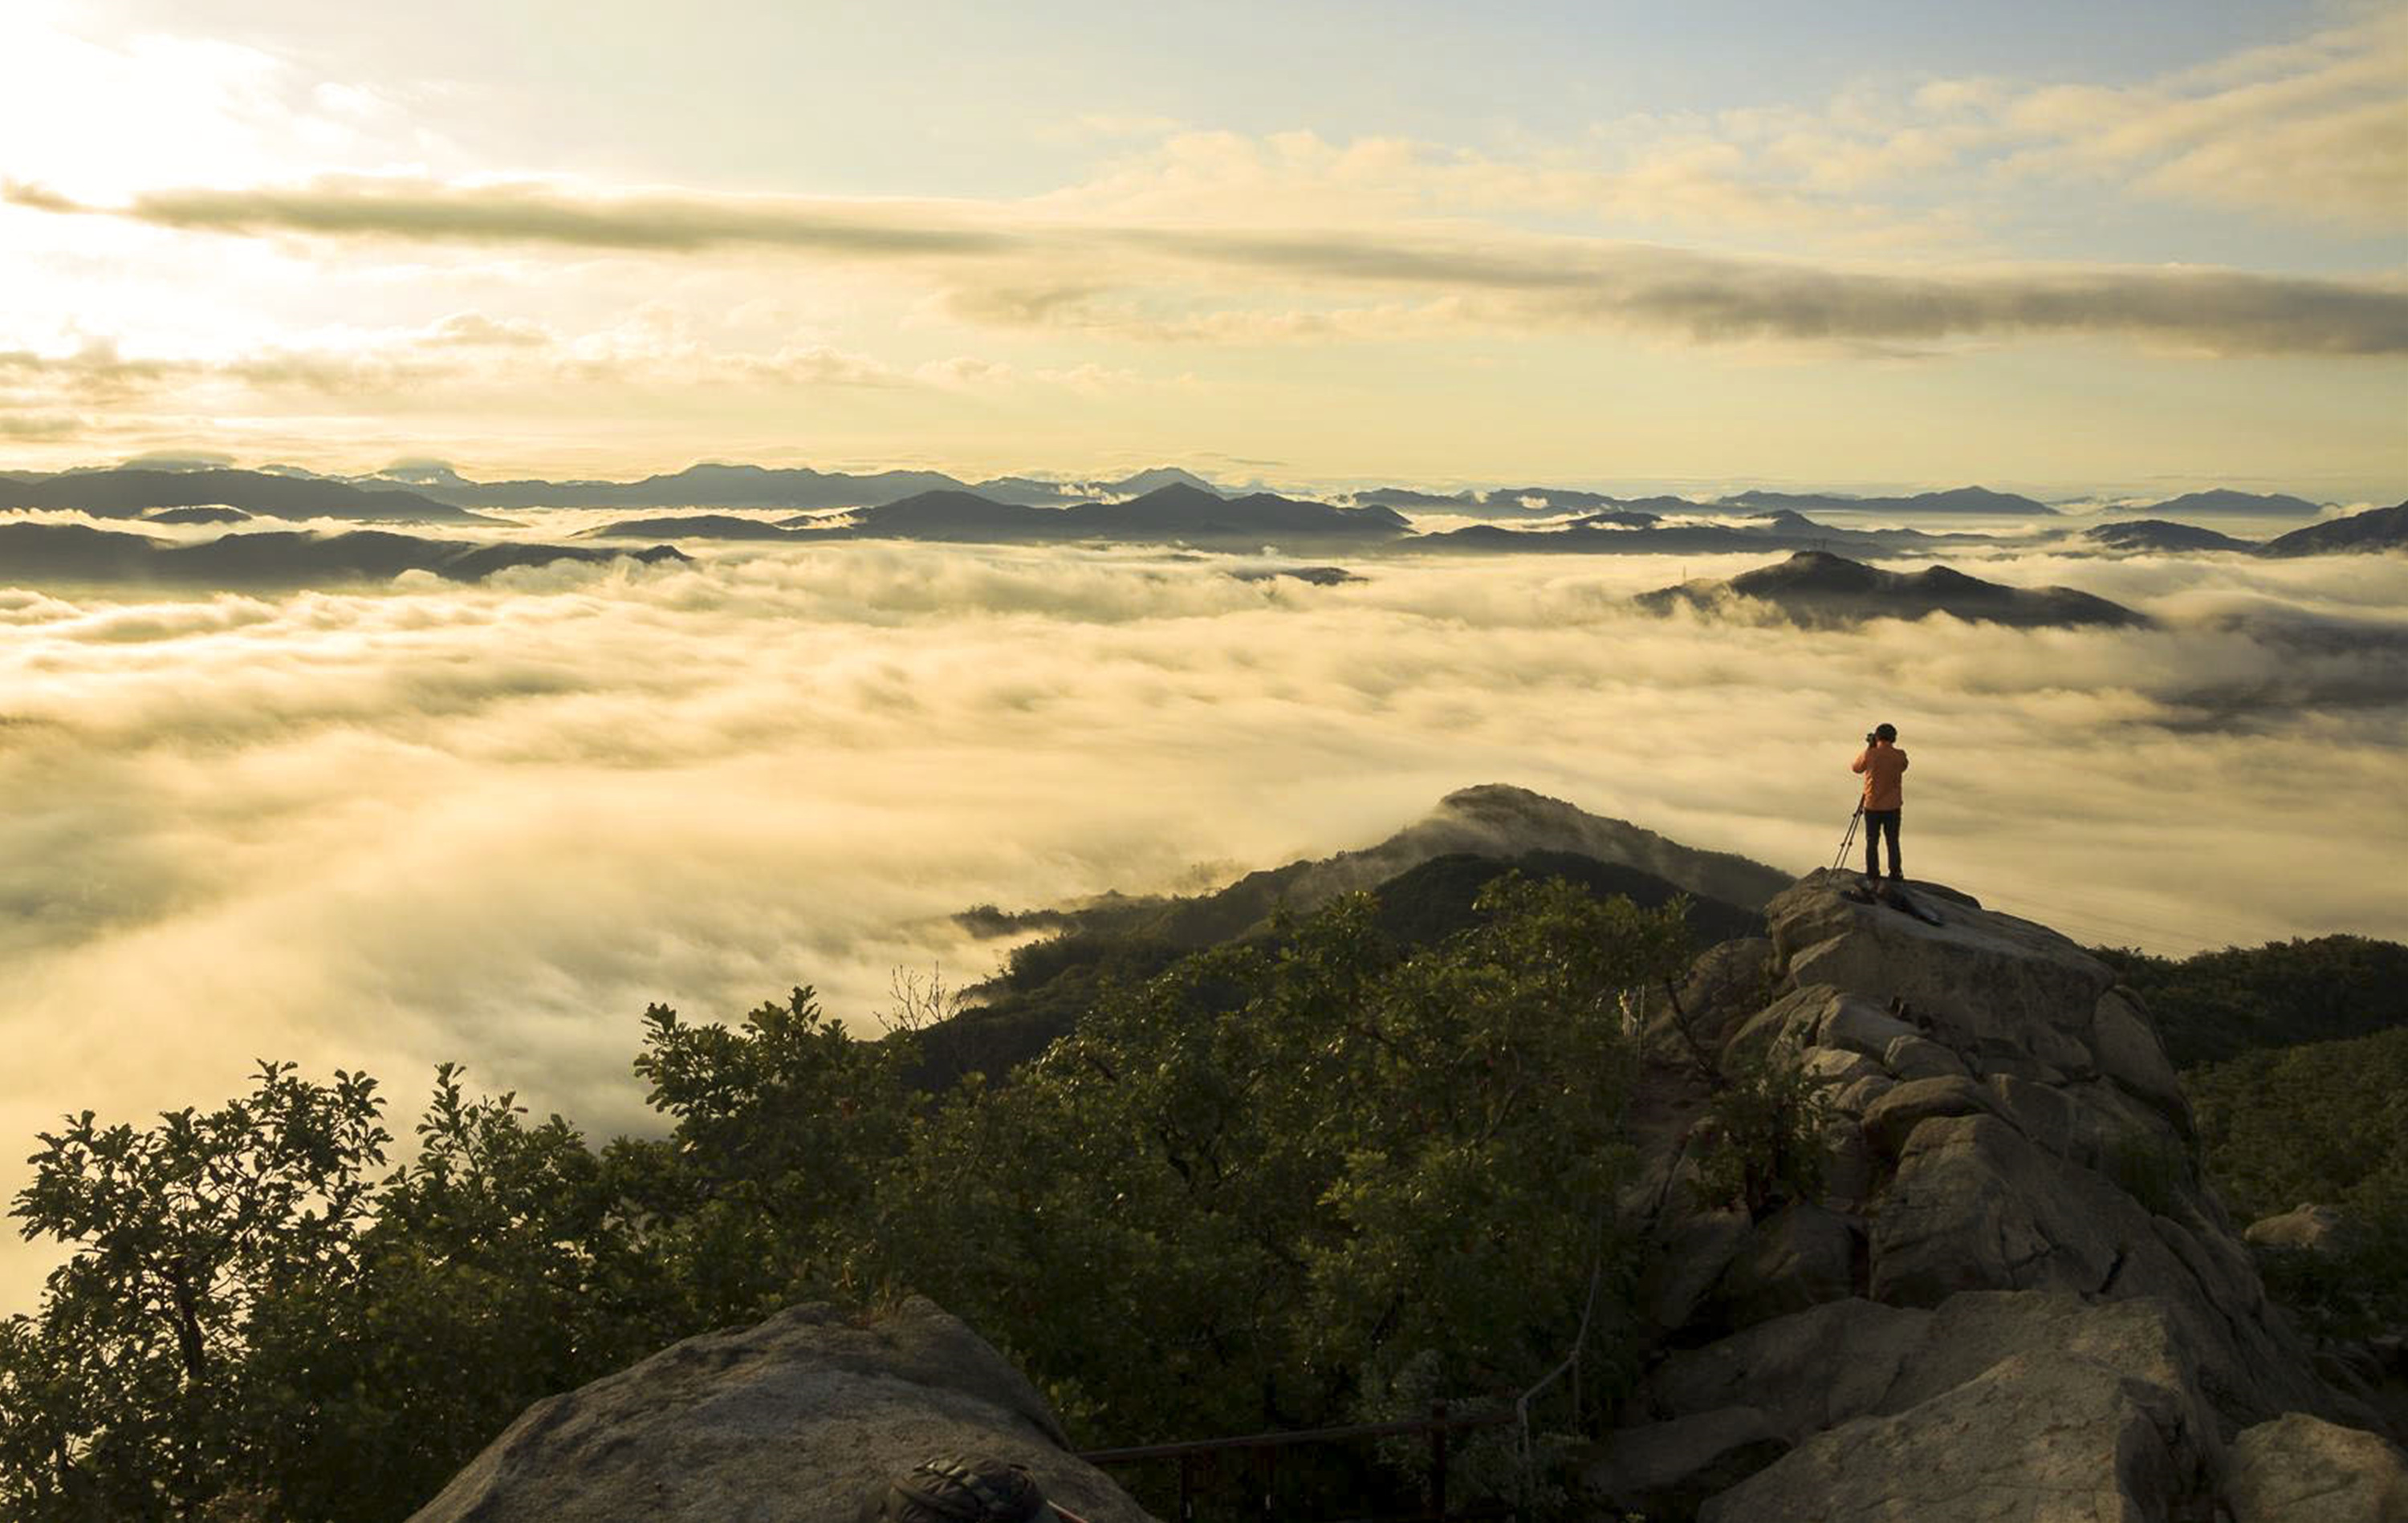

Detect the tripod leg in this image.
[1834,804,1864,870]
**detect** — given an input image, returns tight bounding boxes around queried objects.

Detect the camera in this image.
[1865,731,1878,744]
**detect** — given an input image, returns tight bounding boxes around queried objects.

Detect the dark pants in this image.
[1864,809,1902,879]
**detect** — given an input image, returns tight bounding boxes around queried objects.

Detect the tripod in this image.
[1833,799,1865,871]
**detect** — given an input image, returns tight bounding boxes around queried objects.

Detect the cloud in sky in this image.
[14,177,2408,359]
[2,5,2402,491]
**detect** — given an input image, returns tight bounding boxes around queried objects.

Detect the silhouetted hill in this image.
[143,506,254,526]
[1353,486,1710,520]
[0,469,496,522]
[1412,514,1975,558]
[1226,564,1361,586]
[840,490,1062,539]
[2129,489,2321,518]
[2258,502,2408,558]
[1354,486,1479,510]
[362,461,1235,511]
[1102,466,1217,497]
[392,462,1092,511]
[2084,520,2257,553]
[1479,485,1629,513]
[1717,485,2056,516]
[1096,482,1406,538]
[1637,550,2145,628]
[586,485,1404,546]
[910,785,1784,1087]
[587,514,803,541]
[0,521,685,587]
[2093,935,2408,1070]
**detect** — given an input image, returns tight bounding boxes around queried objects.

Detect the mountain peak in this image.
[1104,465,1218,497]
[1637,550,2145,628]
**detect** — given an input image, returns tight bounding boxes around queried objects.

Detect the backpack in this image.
[860,1455,1050,1523]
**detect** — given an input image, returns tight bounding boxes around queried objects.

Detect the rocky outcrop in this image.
[1600,868,2397,1521]
[2245,1204,2361,1255]
[2227,1412,2408,1521]
[408,1298,1154,1523]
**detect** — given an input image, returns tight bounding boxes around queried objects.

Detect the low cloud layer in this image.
[2,542,2406,1311]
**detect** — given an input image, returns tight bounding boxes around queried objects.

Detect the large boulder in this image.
[2089,988,2193,1135]
[1584,1407,1788,1520]
[1710,1203,1859,1327]
[407,1298,1156,1523]
[1766,868,2113,1074]
[1637,1292,2220,1464]
[1866,1114,2329,1430]
[1630,1298,1931,1442]
[2244,1204,2361,1255]
[2226,1412,2408,1522]
[1698,1347,2212,1523]
[1869,1114,2133,1306]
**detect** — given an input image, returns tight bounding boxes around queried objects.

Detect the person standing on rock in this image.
[1852,723,1908,880]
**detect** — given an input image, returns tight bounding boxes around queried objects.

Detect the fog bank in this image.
[2,542,2404,1307]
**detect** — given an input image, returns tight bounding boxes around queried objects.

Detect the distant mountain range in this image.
[0,521,684,587]
[1406,507,1995,558]
[590,483,1409,546]
[2105,489,2322,518]
[1348,482,2361,526]
[2,462,2396,573]
[2081,502,2408,558]
[2085,520,2258,554]
[0,469,496,523]
[1719,485,2060,516]
[2257,502,2408,558]
[1637,550,2148,629]
[1350,484,2076,518]
[363,461,1219,510]
[583,493,1989,557]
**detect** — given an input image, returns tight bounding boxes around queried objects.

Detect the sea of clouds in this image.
[2,537,2405,1307]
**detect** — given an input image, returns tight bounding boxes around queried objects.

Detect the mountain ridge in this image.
[1637,549,2147,628]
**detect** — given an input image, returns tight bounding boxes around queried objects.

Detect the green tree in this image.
[855,879,1687,1460]
[244,1068,675,1519]
[2188,1025,2408,1337]
[0,1063,388,1518]
[624,986,921,1324]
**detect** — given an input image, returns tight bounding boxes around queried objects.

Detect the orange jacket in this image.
[1853,741,1908,810]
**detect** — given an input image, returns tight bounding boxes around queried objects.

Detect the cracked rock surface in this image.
[408,1298,1157,1523]
[1601,868,2397,1521]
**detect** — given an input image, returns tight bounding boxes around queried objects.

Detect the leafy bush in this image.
[0,876,1695,1521]
[1690,1053,1832,1221]
[2186,1025,2408,1337]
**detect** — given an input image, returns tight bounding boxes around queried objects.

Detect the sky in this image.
[3,0,2405,495]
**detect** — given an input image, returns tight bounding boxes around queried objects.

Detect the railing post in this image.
[1257,1444,1275,1522]
[1430,1400,1449,1521]
[1179,1453,1195,1522]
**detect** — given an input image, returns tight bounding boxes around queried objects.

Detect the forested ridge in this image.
[0,875,1696,1520]
[1,867,2400,1521]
